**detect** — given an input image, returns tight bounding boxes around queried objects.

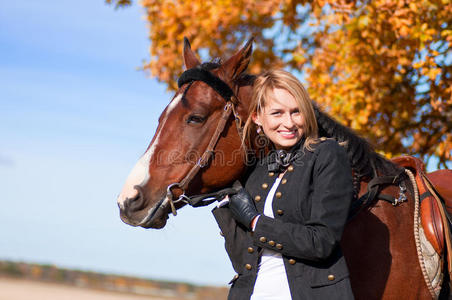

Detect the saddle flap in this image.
[423,173,452,279]
[426,169,452,215]
[392,156,444,254]
[420,187,444,255]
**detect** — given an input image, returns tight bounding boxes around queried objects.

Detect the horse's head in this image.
[117,38,255,228]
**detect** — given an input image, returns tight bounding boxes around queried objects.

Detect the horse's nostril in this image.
[123,185,146,214]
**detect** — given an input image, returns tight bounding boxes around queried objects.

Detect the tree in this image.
[107,0,452,168]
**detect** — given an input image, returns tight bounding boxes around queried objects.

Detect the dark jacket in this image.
[212,139,354,300]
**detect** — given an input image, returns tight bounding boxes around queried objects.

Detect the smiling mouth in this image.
[278,130,297,138]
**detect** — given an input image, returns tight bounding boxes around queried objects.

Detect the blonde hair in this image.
[243,69,319,152]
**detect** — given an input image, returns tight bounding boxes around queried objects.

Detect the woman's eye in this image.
[271,111,281,116]
[187,115,205,124]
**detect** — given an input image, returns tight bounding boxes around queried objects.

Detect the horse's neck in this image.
[236,79,253,119]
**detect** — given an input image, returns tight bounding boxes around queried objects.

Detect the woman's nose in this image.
[282,113,295,127]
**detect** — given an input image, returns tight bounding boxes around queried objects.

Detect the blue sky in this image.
[0,0,233,286]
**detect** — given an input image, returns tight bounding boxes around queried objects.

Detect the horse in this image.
[117,38,452,299]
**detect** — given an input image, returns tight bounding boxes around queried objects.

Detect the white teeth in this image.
[280,131,296,137]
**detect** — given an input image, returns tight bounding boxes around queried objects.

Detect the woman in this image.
[212,69,354,299]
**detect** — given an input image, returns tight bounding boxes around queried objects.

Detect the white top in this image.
[251,177,292,300]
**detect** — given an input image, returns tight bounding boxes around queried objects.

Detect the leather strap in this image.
[179,102,234,189]
[348,169,406,221]
[186,187,239,207]
[420,191,432,202]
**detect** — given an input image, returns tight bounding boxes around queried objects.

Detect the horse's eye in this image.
[186,115,206,124]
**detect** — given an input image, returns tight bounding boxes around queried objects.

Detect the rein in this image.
[163,67,244,215]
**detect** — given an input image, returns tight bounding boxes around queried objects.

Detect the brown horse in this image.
[117,38,451,299]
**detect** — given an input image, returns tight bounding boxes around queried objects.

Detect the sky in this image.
[0,0,234,286]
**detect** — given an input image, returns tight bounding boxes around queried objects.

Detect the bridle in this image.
[163,67,245,215]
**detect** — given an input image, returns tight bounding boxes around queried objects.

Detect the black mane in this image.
[313,103,401,178]
[198,61,221,71]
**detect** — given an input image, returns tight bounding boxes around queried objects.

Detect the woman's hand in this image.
[228,189,259,230]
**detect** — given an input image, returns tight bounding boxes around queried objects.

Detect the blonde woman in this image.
[213,69,354,300]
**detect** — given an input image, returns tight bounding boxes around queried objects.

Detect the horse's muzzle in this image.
[118,191,170,229]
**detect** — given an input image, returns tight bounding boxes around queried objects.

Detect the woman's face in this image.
[253,88,304,150]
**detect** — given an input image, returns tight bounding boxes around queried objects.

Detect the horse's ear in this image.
[221,37,254,81]
[183,37,200,69]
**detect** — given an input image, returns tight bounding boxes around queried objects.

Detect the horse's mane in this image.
[201,59,400,178]
[313,104,401,178]
[198,61,222,71]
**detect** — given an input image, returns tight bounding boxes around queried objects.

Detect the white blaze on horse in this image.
[117,93,184,211]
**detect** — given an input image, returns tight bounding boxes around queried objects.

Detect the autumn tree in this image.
[107,0,452,167]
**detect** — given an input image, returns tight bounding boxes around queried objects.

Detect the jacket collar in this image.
[266,137,306,173]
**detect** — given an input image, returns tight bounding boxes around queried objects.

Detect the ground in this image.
[0,278,169,300]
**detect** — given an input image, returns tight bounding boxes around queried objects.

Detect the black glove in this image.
[228,188,259,230]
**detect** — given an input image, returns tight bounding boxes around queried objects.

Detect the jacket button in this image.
[245,264,252,270]
[268,172,275,177]
[289,259,296,265]
[287,165,294,172]
[247,247,254,253]
[262,183,268,189]
[254,195,261,202]
[276,243,283,250]
[276,209,284,215]
[275,192,282,198]
[259,236,267,243]
[268,240,275,246]
[281,178,287,184]
[328,274,335,281]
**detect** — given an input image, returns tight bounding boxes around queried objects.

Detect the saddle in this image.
[427,170,452,214]
[392,156,452,273]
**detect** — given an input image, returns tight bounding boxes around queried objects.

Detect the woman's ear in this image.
[251,112,261,126]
